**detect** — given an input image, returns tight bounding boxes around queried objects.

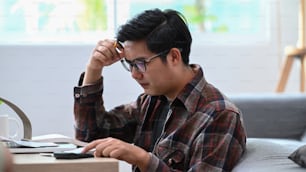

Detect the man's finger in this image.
[82,140,102,153]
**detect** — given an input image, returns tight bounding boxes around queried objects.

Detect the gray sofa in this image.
[229,93,306,172]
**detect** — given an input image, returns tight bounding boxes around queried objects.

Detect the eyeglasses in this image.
[120,50,169,73]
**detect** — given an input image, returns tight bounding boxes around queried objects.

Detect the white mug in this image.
[0,114,21,139]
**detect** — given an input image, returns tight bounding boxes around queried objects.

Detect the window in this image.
[0,0,111,44]
[0,0,270,44]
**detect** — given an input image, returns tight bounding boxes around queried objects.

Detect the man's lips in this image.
[139,82,149,88]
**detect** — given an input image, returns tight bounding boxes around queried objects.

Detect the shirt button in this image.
[75,93,80,98]
[168,158,173,165]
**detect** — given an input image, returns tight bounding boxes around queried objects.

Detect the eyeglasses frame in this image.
[120,50,170,73]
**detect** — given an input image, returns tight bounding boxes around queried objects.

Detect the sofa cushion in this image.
[229,93,306,139]
[233,138,305,172]
[289,144,306,168]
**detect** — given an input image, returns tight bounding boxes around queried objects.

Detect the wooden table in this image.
[13,153,119,172]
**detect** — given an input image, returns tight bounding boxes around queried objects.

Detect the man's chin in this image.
[143,90,160,96]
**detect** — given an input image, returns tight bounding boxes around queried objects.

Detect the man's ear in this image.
[168,48,182,64]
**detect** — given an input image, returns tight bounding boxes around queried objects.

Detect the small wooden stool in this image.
[276,0,306,92]
[275,46,306,92]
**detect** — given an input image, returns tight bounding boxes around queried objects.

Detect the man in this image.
[74,8,246,171]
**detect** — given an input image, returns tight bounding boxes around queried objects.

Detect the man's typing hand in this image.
[82,137,150,172]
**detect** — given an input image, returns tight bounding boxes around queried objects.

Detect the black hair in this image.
[116,8,192,65]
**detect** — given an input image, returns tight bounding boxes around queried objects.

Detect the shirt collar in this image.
[174,64,208,114]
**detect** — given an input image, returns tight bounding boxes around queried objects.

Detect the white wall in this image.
[0,0,301,171]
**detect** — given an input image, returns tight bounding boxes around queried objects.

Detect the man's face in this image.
[123,40,176,96]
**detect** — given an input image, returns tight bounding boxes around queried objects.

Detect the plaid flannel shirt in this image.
[74,64,246,172]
